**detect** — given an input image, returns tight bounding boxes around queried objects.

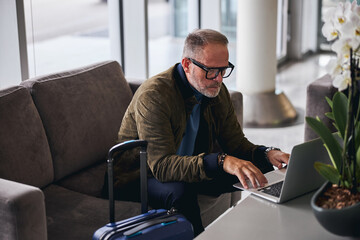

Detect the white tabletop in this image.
[196,192,354,240]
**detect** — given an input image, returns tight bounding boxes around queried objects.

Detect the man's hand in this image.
[222,155,268,189]
[266,150,290,169]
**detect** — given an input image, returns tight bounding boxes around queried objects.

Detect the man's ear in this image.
[181,58,191,73]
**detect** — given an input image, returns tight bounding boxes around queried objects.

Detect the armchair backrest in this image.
[0,86,53,188]
[21,61,133,181]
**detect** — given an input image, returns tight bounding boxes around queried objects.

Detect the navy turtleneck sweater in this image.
[175,63,220,176]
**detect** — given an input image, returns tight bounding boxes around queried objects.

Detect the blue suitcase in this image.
[93,140,194,240]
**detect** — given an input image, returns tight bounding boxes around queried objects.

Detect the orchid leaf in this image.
[305,117,343,170]
[356,123,360,151]
[325,96,333,108]
[325,112,335,120]
[325,96,335,120]
[332,92,348,139]
[332,122,340,132]
[314,162,340,184]
[357,146,360,170]
[350,160,360,185]
[344,180,351,189]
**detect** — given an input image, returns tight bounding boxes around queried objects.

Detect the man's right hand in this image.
[222,155,267,189]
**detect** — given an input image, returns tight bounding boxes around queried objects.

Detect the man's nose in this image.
[213,73,223,83]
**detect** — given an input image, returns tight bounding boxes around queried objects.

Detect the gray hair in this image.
[182,29,229,59]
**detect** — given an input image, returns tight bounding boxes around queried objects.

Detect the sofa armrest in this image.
[229,90,243,128]
[304,74,337,141]
[0,178,47,240]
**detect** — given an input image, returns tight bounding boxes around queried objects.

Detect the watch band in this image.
[264,147,281,161]
[218,153,227,168]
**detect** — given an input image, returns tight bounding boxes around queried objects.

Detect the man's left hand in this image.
[267,150,290,169]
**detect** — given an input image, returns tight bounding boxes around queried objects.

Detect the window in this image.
[148,0,185,77]
[221,0,237,40]
[24,0,110,77]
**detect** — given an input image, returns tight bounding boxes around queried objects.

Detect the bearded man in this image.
[107,29,289,236]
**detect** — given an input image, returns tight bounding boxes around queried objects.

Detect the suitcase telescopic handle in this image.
[107,140,148,223]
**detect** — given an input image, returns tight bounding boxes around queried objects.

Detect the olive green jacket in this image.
[114,64,259,188]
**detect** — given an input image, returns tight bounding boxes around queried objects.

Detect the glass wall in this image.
[221,0,237,40]
[3,0,292,87]
[24,0,110,77]
[148,0,184,77]
[173,0,188,38]
[147,0,290,87]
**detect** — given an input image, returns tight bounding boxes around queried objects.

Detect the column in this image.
[236,0,297,127]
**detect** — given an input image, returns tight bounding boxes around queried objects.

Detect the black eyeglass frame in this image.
[187,58,235,80]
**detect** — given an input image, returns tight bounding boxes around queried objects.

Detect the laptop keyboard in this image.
[258,181,284,197]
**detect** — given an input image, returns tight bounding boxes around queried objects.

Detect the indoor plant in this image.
[305,0,360,237]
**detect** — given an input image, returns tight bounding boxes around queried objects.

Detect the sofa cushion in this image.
[21,61,133,181]
[44,184,141,240]
[0,86,53,188]
[56,162,106,198]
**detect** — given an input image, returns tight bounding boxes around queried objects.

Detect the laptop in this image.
[233,137,331,203]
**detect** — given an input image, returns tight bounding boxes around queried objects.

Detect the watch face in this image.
[218,153,227,167]
[266,147,280,153]
[265,147,272,153]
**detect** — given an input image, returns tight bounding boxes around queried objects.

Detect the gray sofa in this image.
[304,74,337,141]
[0,61,242,240]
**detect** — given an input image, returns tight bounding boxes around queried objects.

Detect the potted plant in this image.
[305,1,360,237]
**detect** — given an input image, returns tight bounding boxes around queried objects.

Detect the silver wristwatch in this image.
[264,147,281,161]
[218,153,228,168]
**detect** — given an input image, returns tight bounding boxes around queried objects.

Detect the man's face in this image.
[182,43,229,98]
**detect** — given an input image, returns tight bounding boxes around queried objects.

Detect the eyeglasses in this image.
[188,58,234,80]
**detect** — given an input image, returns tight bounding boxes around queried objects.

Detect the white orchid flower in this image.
[331,37,360,60]
[331,38,352,59]
[322,20,339,41]
[322,0,360,91]
[350,0,360,14]
[323,5,336,22]
[327,58,345,79]
[322,2,356,41]
[333,1,352,28]
[339,12,360,39]
[333,70,351,91]
[322,7,339,41]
